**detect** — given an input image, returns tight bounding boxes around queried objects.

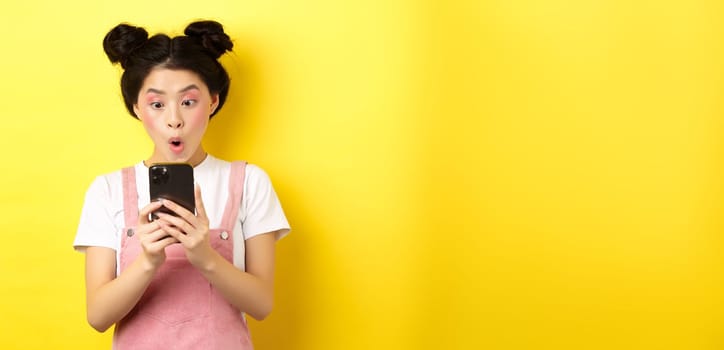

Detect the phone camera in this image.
[151,167,170,185]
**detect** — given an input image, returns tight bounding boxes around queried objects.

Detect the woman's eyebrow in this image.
[178,84,200,93]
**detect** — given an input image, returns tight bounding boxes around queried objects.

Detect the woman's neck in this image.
[144,147,208,167]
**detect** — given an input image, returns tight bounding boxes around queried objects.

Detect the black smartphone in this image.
[149,163,195,220]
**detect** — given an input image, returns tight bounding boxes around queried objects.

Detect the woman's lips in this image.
[169,138,184,154]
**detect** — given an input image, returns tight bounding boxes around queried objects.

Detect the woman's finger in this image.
[160,199,197,224]
[155,212,195,234]
[134,220,161,236]
[141,227,179,247]
[138,201,164,225]
[156,235,180,247]
[157,219,190,245]
[142,227,174,242]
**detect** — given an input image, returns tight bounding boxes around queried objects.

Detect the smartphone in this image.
[148,163,195,220]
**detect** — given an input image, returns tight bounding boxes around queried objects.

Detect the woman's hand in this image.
[154,185,218,270]
[136,201,180,270]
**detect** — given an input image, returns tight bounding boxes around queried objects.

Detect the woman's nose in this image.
[167,120,184,128]
[166,109,184,128]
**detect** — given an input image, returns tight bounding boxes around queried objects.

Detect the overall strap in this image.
[220,161,247,231]
[121,166,139,227]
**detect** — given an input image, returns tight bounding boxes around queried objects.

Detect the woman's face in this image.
[133,68,219,166]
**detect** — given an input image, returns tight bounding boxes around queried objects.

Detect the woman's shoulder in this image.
[204,155,269,180]
[245,163,271,183]
[84,161,144,195]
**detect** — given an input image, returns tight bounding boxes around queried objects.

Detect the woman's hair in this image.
[103,20,233,119]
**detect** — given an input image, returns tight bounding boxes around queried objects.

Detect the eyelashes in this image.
[147,99,198,109]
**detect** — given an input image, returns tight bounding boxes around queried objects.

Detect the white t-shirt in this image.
[73,155,290,273]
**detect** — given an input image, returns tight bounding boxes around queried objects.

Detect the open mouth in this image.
[169,138,184,154]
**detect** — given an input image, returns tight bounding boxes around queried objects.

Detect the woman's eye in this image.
[150,102,164,109]
[182,99,197,107]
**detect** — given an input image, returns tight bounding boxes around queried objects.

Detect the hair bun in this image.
[103,24,148,68]
[184,20,233,58]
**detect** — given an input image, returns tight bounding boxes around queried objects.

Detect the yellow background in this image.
[0,0,722,349]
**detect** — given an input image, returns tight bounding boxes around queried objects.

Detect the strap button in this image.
[220,231,229,240]
[126,228,134,237]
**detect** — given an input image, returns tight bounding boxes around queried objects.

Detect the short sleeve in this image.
[73,176,119,252]
[240,165,291,240]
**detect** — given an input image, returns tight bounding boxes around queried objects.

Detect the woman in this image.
[73,20,290,349]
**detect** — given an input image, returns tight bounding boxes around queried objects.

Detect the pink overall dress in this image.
[114,161,253,349]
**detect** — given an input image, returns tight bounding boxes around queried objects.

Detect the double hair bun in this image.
[103,20,233,68]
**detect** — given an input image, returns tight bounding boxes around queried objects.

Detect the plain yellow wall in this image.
[0,0,722,349]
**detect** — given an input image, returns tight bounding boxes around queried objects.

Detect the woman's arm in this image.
[197,232,277,320]
[84,201,178,332]
[85,246,156,331]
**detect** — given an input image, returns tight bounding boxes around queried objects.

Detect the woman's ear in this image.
[210,94,220,115]
[133,104,142,119]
